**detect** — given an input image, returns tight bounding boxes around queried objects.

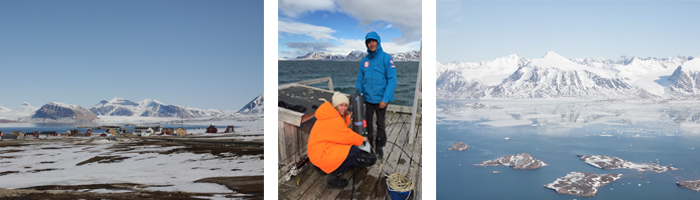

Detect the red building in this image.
[206,125,217,133]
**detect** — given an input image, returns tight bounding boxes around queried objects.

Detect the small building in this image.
[206,124,217,133]
[176,127,187,136]
[25,132,40,138]
[40,131,59,137]
[161,128,174,135]
[70,129,81,136]
[107,128,119,135]
[10,131,23,136]
[85,129,93,137]
[100,133,108,137]
[225,126,235,133]
[1,134,21,140]
[135,126,163,134]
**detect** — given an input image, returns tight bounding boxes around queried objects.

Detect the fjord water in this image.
[437,101,700,199]
[278,61,419,107]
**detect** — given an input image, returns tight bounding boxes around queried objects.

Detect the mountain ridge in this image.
[288,50,420,61]
[438,52,698,100]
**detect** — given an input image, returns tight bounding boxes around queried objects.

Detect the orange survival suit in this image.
[307,101,364,174]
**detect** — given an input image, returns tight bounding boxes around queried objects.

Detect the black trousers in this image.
[365,102,387,148]
[334,146,360,174]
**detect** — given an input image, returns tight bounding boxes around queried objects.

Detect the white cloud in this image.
[385,24,393,29]
[278,21,337,41]
[279,0,336,18]
[336,0,421,45]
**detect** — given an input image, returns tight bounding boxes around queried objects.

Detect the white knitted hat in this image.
[332,92,349,108]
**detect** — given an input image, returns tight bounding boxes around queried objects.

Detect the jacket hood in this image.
[365,31,383,54]
[314,101,340,121]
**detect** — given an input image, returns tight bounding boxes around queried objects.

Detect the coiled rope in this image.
[386,172,413,199]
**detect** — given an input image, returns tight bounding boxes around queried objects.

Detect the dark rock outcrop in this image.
[476,153,547,169]
[677,180,700,192]
[577,155,678,173]
[544,171,622,197]
[447,142,469,151]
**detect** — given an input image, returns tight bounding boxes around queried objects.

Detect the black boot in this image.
[326,171,348,188]
[376,147,384,161]
[313,164,327,175]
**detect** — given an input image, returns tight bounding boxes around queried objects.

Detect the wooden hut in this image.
[206,125,217,133]
[161,128,174,135]
[25,132,40,138]
[107,128,119,135]
[1,134,21,140]
[70,129,81,136]
[176,127,187,136]
[225,126,235,133]
[41,131,59,137]
[85,129,93,137]
[10,131,23,136]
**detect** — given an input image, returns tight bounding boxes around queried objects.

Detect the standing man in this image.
[355,31,397,160]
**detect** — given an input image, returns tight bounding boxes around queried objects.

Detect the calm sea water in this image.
[278,61,419,107]
[437,102,700,199]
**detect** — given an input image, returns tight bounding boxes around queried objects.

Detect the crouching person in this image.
[308,92,376,188]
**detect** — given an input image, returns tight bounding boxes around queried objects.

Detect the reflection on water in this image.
[439,100,700,134]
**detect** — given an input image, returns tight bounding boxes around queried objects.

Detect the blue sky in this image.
[0,0,263,111]
[278,0,422,59]
[437,1,700,63]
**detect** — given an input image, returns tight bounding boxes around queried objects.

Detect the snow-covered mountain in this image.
[237,94,263,114]
[485,52,655,99]
[0,104,11,112]
[14,102,38,113]
[291,50,420,61]
[667,58,700,97]
[438,51,698,100]
[294,52,346,61]
[437,54,528,99]
[90,97,223,118]
[32,102,98,122]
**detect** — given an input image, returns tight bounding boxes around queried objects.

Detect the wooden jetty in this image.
[278,78,422,200]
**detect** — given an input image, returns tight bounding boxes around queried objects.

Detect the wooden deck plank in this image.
[396,115,414,176]
[410,126,422,199]
[338,112,403,200]
[296,171,329,200]
[279,167,322,200]
[354,112,404,200]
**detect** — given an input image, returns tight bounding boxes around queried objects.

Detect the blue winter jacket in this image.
[355,32,397,104]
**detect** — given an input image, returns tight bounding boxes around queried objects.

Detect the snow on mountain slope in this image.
[90,97,223,118]
[237,94,263,114]
[437,54,528,98]
[438,52,698,100]
[32,102,98,122]
[0,104,11,112]
[482,52,654,99]
[14,102,38,113]
[667,58,700,97]
[571,55,693,96]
